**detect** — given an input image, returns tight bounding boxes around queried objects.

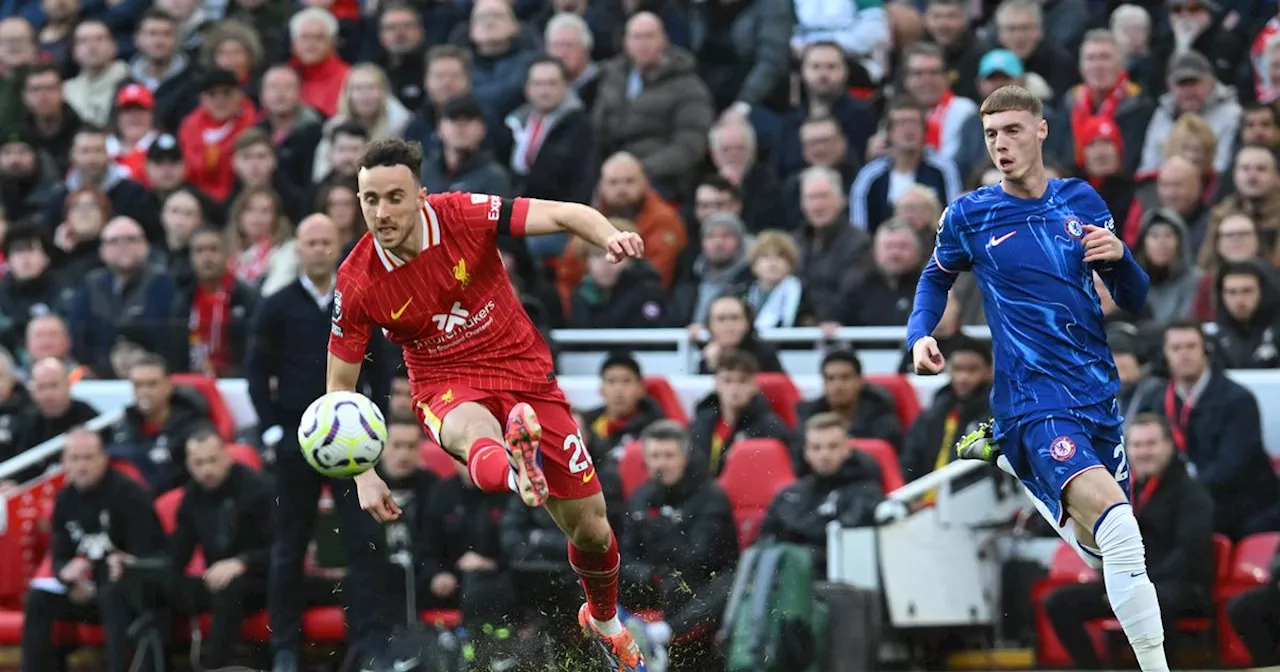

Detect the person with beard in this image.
[568,223,668,329]
[366,3,426,111]
[0,126,60,223]
[420,94,512,197]
[695,295,783,374]
[0,224,72,355]
[921,0,984,101]
[168,228,258,376]
[621,420,738,670]
[581,352,666,467]
[19,63,82,176]
[900,337,992,484]
[690,348,791,475]
[670,208,752,328]
[757,413,883,576]
[1205,260,1280,369]
[1204,146,1280,268]
[796,349,903,459]
[376,417,440,606]
[843,220,924,327]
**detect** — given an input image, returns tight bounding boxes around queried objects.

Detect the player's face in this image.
[982,110,1046,179]
[383,425,423,479]
[1126,423,1172,480]
[186,437,231,491]
[804,426,851,477]
[1222,274,1262,322]
[948,351,990,398]
[600,366,643,417]
[358,164,426,250]
[644,438,688,487]
[1163,328,1207,380]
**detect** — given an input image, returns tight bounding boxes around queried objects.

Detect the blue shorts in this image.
[995,400,1130,527]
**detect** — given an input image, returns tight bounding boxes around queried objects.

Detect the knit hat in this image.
[1075,116,1124,170]
[701,212,746,240]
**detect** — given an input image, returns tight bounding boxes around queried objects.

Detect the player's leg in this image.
[422,391,547,506]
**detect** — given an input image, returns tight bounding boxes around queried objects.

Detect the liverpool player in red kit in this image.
[326,139,647,671]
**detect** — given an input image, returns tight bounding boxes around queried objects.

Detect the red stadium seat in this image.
[849,438,905,494]
[1219,532,1280,666]
[717,438,795,548]
[755,374,801,429]
[154,489,205,574]
[0,473,64,606]
[618,439,648,500]
[420,609,463,628]
[197,610,272,641]
[227,444,264,470]
[303,606,348,641]
[420,440,459,480]
[863,375,921,430]
[170,374,236,441]
[643,377,689,425]
[1033,542,1100,666]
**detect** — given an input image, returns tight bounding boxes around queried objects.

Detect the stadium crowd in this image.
[0,0,1279,668]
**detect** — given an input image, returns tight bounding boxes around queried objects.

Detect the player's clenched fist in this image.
[355,470,402,522]
[1081,224,1124,263]
[912,336,946,375]
[605,231,645,263]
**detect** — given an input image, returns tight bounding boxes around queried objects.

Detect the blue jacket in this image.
[849,152,962,232]
[68,267,177,377]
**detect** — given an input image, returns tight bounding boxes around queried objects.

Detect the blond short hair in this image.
[980,84,1043,118]
[748,230,799,269]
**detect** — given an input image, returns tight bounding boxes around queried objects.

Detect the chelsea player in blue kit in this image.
[906,86,1169,672]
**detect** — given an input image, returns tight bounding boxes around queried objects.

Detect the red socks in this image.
[466,438,511,493]
[568,531,621,621]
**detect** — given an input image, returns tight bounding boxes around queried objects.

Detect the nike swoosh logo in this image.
[1129,571,1146,578]
[989,231,1017,247]
[391,298,412,320]
[392,659,420,672]
[582,470,594,484]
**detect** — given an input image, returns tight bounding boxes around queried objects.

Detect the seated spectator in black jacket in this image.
[1205,260,1280,369]
[695,294,783,374]
[1158,320,1280,538]
[622,420,738,669]
[106,352,213,493]
[581,352,666,469]
[0,348,30,465]
[22,427,167,672]
[900,336,992,484]
[568,227,668,329]
[379,416,441,604]
[7,358,97,484]
[757,412,884,578]
[690,348,791,476]
[0,224,73,357]
[168,228,258,376]
[1227,541,1280,666]
[796,350,903,461]
[1044,414,1215,668]
[421,95,513,197]
[127,428,273,670]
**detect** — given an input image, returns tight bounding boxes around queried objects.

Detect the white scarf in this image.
[749,275,804,329]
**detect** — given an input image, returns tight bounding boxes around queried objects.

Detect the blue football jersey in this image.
[907,178,1150,423]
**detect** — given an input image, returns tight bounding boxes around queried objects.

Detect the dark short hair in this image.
[186,424,223,447]
[600,351,642,379]
[357,138,422,179]
[716,348,759,376]
[426,44,471,71]
[233,127,273,154]
[4,221,49,257]
[73,125,108,142]
[24,62,60,82]
[640,419,689,450]
[1217,260,1266,295]
[1244,100,1280,126]
[332,121,370,143]
[887,93,927,118]
[388,413,422,430]
[696,174,741,200]
[189,226,223,246]
[132,352,170,374]
[821,349,862,376]
[138,7,176,27]
[949,335,993,365]
[1163,317,1206,345]
[527,54,569,81]
[1129,412,1173,444]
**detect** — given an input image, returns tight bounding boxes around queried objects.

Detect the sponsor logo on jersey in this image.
[470,193,490,204]
[417,300,498,353]
[1063,216,1084,239]
[452,258,471,288]
[431,301,471,333]
[1049,436,1077,461]
[488,196,502,221]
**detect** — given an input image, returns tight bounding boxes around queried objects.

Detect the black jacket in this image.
[695,333,783,374]
[0,384,30,463]
[172,464,274,577]
[500,104,596,204]
[796,383,904,458]
[1207,259,1280,370]
[0,270,73,357]
[569,261,668,330]
[1133,456,1215,594]
[168,277,259,376]
[690,391,791,476]
[621,470,738,588]
[581,396,667,466]
[501,466,628,574]
[379,467,440,592]
[420,477,509,580]
[50,469,167,583]
[105,387,210,493]
[756,451,884,578]
[9,399,98,483]
[900,383,991,483]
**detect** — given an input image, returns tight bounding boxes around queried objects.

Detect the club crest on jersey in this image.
[332,290,343,323]
[1063,216,1084,239]
[1049,436,1077,462]
[453,258,471,288]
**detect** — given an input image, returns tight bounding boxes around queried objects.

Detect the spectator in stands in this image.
[1193,213,1279,321]
[376,417,441,603]
[12,357,97,459]
[1110,5,1153,81]
[62,20,129,128]
[901,337,992,483]
[124,9,198,133]
[170,228,258,376]
[388,374,412,417]
[52,188,109,283]
[593,12,714,198]
[403,45,473,155]
[1044,414,1215,668]
[0,348,26,462]
[851,94,961,234]
[68,217,176,377]
[1058,29,1153,176]
[369,3,425,111]
[799,347,901,450]
[895,43,977,162]
[142,134,189,204]
[317,122,369,187]
[178,69,258,202]
[1227,542,1280,666]
[670,210,751,326]
[623,419,738,668]
[158,187,205,285]
[21,63,81,176]
[21,428,164,672]
[227,186,299,297]
[0,224,72,356]
[1073,117,1134,226]
[581,352,666,467]
[199,20,265,102]
[1132,114,1221,246]
[422,94,512,197]
[590,152,685,286]
[757,412,883,575]
[796,166,871,326]
[1111,327,1162,422]
[1203,146,1280,268]
[545,13,601,110]
[45,127,153,236]
[501,54,595,219]
[921,0,983,100]
[0,18,35,128]
[154,428,273,669]
[255,65,324,187]
[844,219,924,326]
[228,129,306,224]
[696,294,783,373]
[568,221,668,329]
[780,114,857,229]
[894,184,944,257]
[1159,320,1280,538]
[688,0,789,113]
[286,8,350,118]
[466,0,539,124]
[106,352,211,492]
[743,229,814,330]
[691,348,790,475]
[775,41,875,178]
[1205,260,1280,369]
[0,126,59,224]
[992,0,1075,102]
[37,0,77,64]
[311,64,412,185]
[22,315,78,373]
[1240,102,1280,153]
[707,119,781,235]
[315,179,361,250]
[1138,50,1241,176]
[108,84,159,186]
[1149,0,1243,93]
[1131,209,1199,330]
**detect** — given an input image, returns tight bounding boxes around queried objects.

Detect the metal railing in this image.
[0,409,125,484]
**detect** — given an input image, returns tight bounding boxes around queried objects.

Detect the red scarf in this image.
[1132,475,1160,516]
[189,274,233,375]
[1071,75,1131,160]
[1163,381,1193,453]
[231,240,273,286]
[925,90,954,152]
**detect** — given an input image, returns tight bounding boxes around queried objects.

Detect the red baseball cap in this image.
[115,84,154,110]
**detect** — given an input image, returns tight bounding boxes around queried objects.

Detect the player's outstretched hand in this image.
[1081,224,1124,263]
[355,470,402,522]
[912,336,946,375]
[605,231,645,263]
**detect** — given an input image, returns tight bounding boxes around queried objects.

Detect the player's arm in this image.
[522,199,644,260]
[1080,187,1150,313]
[326,353,362,393]
[326,271,372,393]
[906,205,970,353]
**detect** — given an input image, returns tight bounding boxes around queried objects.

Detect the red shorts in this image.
[414,384,601,500]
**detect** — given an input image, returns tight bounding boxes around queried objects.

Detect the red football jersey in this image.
[328,192,557,393]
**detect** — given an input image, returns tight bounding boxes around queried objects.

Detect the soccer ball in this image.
[298,391,387,478]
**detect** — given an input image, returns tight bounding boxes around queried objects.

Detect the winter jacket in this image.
[690,391,792,476]
[50,469,166,583]
[900,383,991,482]
[105,386,211,493]
[1206,259,1280,369]
[172,464,274,578]
[622,469,738,587]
